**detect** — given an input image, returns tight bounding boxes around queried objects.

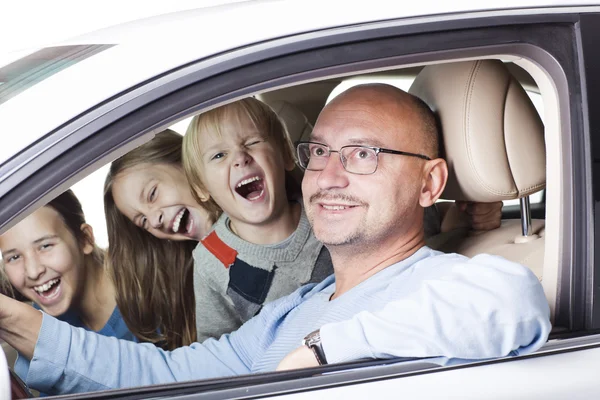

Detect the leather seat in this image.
[267,100,313,143]
[410,60,548,298]
[265,100,313,188]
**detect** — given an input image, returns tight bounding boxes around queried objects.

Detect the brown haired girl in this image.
[0,190,137,387]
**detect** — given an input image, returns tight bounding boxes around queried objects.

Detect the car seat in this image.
[410,59,549,311]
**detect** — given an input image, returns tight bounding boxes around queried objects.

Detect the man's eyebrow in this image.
[309,133,326,144]
[309,134,389,148]
[346,137,388,148]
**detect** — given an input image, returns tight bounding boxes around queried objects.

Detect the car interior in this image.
[2,56,552,397]
[258,59,547,278]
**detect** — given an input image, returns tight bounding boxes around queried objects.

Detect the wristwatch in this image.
[302,329,328,365]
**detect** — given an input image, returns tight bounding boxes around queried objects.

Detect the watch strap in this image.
[303,329,328,365]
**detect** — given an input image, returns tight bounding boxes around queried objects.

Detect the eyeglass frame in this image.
[295,141,432,175]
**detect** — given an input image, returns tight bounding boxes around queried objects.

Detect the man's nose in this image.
[232,149,252,168]
[25,255,46,281]
[316,152,350,190]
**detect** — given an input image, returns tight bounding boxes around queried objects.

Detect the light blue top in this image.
[25,247,551,395]
[15,305,137,395]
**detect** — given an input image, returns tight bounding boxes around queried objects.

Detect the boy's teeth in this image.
[236,176,261,188]
[34,278,59,293]
[172,209,185,233]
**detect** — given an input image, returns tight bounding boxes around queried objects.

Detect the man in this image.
[0,84,550,394]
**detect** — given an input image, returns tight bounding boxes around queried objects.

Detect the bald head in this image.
[320,83,439,158]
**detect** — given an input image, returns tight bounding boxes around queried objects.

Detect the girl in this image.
[103,129,220,348]
[0,190,136,384]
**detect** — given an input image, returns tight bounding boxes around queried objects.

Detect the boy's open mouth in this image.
[235,175,265,201]
[33,278,61,300]
[172,207,193,234]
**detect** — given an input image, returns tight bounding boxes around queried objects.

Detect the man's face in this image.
[302,96,428,248]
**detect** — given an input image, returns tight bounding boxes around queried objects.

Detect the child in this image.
[0,190,137,389]
[183,98,332,341]
[104,130,220,349]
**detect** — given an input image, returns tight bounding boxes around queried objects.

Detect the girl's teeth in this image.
[34,278,59,293]
[172,209,185,233]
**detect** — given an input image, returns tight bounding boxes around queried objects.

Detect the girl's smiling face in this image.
[0,206,93,316]
[111,163,214,241]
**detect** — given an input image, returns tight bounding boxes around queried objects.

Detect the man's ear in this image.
[419,158,448,208]
[80,224,96,255]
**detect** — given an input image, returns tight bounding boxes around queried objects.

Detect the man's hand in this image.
[457,201,503,231]
[276,346,319,371]
[0,294,42,359]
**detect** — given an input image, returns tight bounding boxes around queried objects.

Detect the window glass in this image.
[0,45,112,105]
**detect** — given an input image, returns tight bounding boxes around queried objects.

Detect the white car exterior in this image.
[1,1,599,398]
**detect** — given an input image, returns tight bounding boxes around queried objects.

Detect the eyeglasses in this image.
[296,141,431,175]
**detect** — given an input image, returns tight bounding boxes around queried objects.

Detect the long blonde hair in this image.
[104,130,215,349]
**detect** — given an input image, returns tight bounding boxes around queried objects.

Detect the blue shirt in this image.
[25,248,551,395]
[15,305,136,394]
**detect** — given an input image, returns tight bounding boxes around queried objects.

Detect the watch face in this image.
[304,330,321,346]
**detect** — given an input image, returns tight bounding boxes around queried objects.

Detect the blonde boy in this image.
[183,98,332,341]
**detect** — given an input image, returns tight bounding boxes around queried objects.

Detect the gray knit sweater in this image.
[192,207,332,341]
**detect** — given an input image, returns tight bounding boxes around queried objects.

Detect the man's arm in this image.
[0,291,266,395]
[318,254,551,365]
[0,296,41,359]
[25,315,253,394]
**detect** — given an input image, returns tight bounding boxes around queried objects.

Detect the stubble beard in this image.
[307,195,415,259]
[306,191,369,247]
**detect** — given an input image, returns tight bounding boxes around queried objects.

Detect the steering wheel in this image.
[10,369,33,399]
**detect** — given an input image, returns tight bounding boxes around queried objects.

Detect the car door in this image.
[1,5,599,400]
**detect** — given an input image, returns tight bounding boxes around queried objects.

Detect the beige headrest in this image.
[268,100,313,143]
[409,60,546,202]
